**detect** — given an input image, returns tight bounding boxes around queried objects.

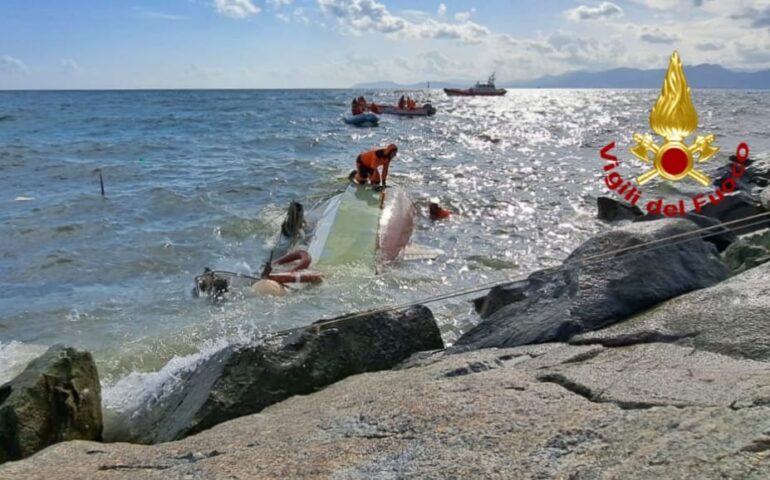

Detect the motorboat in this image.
[444,73,506,96]
[343,112,379,127]
[376,103,437,117]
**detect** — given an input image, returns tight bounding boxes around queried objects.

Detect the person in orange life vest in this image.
[351,98,363,115]
[352,144,398,189]
[398,95,406,109]
[428,198,451,220]
[369,102,380,114]
[407,97,416,109]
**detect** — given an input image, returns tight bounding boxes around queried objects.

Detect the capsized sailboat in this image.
[193,183,435,299]
[298,184,415,268]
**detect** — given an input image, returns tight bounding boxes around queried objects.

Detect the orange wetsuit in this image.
[355,145,397,185]
[429,203,451,220]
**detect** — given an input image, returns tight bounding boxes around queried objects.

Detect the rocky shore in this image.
[3,159,770,479]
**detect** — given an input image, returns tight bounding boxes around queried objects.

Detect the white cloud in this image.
[183,63,224,79]
[393,50,468,77]
[131,7,186,21]
[638,26,679,43]
[214,0,261,19]
[406,19,490,43]
[318,0,489,42]
[61,58,81,73]
[277,7,309,24]
[629,0,688,9]
[454,8,475,22]
[565,2,623,21]
[437,3,447,17]
[730,5,770,28]
[144,10,185,20]
[317,0,406,33]
[542,31,627,65]
[733,36,770,64]
[0,55,29,74]
[695,42,723,51]
[267,0,293,7]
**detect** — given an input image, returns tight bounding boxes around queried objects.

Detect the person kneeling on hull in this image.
[349,144,398,192]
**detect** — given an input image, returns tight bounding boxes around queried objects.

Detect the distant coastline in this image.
[354,64,770,90]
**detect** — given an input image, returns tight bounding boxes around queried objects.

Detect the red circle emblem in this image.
[660,147,689,176]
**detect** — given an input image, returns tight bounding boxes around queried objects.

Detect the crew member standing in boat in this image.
[350,144,398,191]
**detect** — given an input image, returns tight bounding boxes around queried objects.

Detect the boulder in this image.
[0,345,102,464]
[723,230,770,274]
[696,192,768,235]
[538,342,770,409]
[761,187,770,211]
[634,192,767,238]
[119,305,443,444]
[713,154,770,192]
[4,345,770,479]
[596,196,643,223]
[453,219,730,352]
[572,260,770,362]
[635,212,736,252]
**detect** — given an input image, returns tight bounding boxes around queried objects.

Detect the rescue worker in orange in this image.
[351,97,364,115]
[428,198,451,220]
[350,144,398,190]
[407,97,417,110]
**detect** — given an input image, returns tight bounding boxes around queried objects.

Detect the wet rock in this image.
[5,346,770,480]
[572,260,770,362]
[761,187,770,210]
[713,154,770,192]
[634,193,766,237]
[453,218,730,352]
[121,305,442,444]
[0,345,102,464]
[596,196,643,223]
[696,192,769,235]
[635,212,736,252]
[723,230,770,274]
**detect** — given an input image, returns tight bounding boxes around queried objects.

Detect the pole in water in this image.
[94,168,105,198]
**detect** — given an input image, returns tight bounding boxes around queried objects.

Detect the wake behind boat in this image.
[444,73,506,97]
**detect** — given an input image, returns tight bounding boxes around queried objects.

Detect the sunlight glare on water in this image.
[1,88,769,416]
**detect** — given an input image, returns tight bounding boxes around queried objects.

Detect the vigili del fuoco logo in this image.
[600,51,750,217]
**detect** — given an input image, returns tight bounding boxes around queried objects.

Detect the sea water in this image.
[1,89,768,430]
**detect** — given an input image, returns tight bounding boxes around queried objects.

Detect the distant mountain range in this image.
[352,80,469,89]
[353,64,770,89]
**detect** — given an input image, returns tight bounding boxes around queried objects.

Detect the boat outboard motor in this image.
[192,268,230,300]
[281,201,305,241]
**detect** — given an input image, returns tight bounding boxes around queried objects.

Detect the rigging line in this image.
[316,212,770,324]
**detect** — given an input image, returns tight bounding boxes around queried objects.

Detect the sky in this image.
[1,0,769,89]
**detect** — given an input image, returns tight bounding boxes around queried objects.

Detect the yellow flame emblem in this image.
[631,51,719,186]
